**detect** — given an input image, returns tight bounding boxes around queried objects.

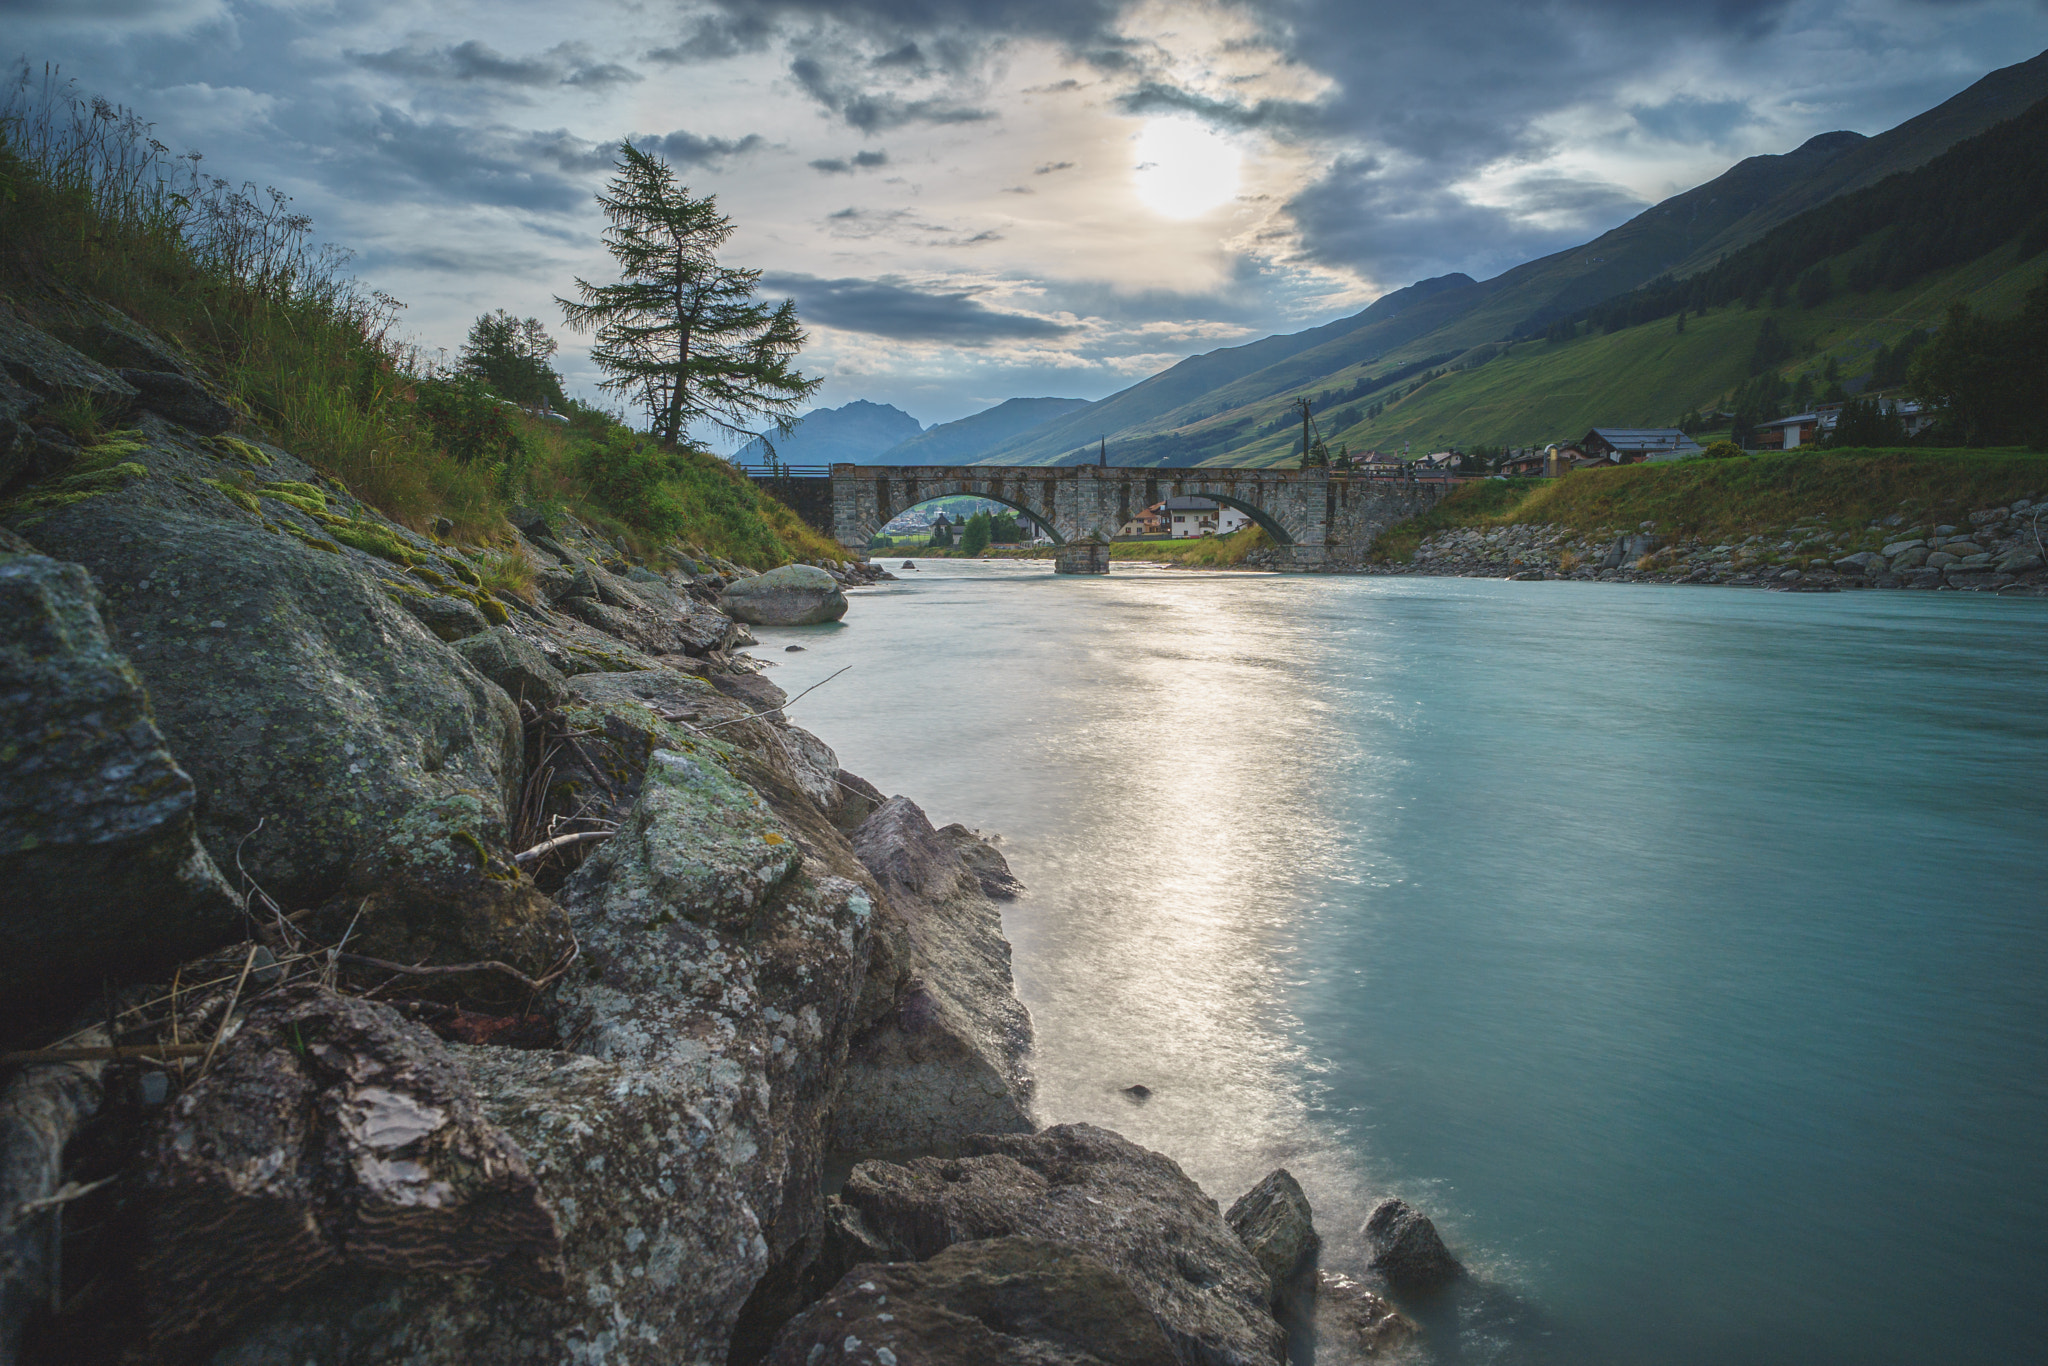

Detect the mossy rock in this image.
[282,523,344,554]
[201,478,262,515]
[257,480,329,515]
[18,502,524,909]
[205,434,274,467]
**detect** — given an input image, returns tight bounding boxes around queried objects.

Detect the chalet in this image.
[1577,428,1704,463]
[1164,496,1250,538]
[1752,413,1822,450]
[1118,501,1171,537]
[1498,449,1548,476]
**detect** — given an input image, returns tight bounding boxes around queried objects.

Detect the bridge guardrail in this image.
[742,465,833,479]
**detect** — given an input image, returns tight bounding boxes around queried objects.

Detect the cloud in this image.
[151,82,278,137]
[787,56,995,132]
[763,273,1076,342]
[646,10,779,63]
[1627,95,1764,144]
[323,109,612,213]
[1034,160,1075,174]
[809,149,891,173]
[1115,81,1317,132]
[652,129,768,166]
[351,39,643,91]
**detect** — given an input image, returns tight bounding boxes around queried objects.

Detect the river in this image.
[746,559,2048,1366]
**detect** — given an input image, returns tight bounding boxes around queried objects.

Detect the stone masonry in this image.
[830,464,1449,567]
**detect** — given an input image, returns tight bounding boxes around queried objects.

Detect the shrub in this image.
[1701,440,1746,460]
[414,373,522,466]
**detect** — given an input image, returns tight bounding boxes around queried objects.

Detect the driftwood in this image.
[0,1025,107,1366]
[512,829,612,866]
[333,949,572,995]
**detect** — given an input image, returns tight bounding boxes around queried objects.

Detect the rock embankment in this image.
[1389,499,2048,592]
[0,300,1441,1365]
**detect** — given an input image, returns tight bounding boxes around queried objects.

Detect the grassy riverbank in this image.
[0,69,844,567]
[1372,449,2048,560]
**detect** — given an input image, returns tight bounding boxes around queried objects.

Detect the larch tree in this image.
[558,141,818,447]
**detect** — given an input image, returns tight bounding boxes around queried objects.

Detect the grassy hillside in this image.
[0,68,846,567]
[1301,247,2048,459]
[1371,448,2048,560]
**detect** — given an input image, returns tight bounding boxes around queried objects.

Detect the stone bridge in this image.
[827,464,1452,568]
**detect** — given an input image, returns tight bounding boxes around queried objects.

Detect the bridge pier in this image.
[1054,538,1109,575]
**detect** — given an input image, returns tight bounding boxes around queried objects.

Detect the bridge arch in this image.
[861,480,1065,548]
[884,489,1073,548]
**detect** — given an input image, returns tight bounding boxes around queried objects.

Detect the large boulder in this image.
[198,744,879,1365]
[139,988,565,1361]
[549,558,737,657]
[765,1237,1179,1366]
[835,795,1034,1150]
[20,501,523,910]
[841,1124,1285,1366]
[0,543,241,1027]
[449,627,570,711]
[1362,1198,1462,1294]
[719,563,848,626]
[1226,1169,1320,1310]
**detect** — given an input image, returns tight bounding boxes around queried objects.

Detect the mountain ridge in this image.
[733,399,922,467]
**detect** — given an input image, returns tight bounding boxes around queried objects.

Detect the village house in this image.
[1118,501,1171,537]
[1164,496,1250,538]
[1576,427,1704,462]
[1497,448,1548,476]
[1751,398,1936,450]
[1752,412,1823,450]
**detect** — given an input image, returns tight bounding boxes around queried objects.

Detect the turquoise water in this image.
[750,561,2048,1366]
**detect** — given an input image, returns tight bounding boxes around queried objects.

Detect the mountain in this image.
[732,400,922,467]
[974,273,1476,465]
[970,47,2048,469]
[876,396,1090,465]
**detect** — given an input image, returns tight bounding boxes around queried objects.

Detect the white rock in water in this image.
[720,563,848,625]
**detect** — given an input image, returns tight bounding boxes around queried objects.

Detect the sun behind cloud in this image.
[1132,118,1242,219]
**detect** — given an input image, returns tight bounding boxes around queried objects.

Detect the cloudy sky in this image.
[11,0,2046,441]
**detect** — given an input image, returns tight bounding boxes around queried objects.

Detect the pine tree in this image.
[559,142,819,447]
[458,309,564,408]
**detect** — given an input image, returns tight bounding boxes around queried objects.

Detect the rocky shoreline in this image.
[1371,506,2048,592]
[1,305,1446,1363]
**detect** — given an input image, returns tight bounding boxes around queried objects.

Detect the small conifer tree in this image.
[559,142,819,446]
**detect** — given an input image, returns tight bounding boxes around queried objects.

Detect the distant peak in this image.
[1794,130,1866,155]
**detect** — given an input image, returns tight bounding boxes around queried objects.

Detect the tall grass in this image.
[0,61,840,564]
[1109,526,1271,565]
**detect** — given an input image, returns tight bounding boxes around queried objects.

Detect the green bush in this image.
[1701,439,1746,459]
[414,373,522,466]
